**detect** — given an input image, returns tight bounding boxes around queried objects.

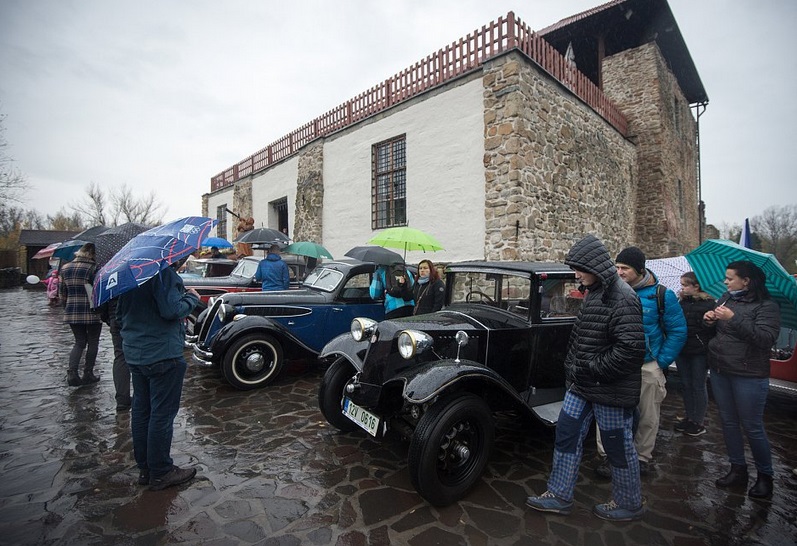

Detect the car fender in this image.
[319,333,368,372]
[211,315,316,359]
[398,359,528,407]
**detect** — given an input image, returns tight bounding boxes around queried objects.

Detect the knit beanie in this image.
[615,246,646,274]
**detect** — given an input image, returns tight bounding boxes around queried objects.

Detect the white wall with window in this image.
[251,156,298,232]
[206,189,233,237]
[322,77,486,263]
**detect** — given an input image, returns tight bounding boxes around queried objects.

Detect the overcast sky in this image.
[1,0,794,233]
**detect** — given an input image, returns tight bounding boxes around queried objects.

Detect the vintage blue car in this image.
[317,261,583,506]
[187,259,385,390]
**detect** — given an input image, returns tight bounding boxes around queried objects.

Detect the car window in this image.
[339,272,375,301]
[449,271,531,310]
[303,267,344,292]
[233,259,259,279]
[541,279,584,318]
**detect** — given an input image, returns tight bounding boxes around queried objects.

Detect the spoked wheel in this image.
[318,357,359,433]
[221,334,284,390]
[408,393,494,506]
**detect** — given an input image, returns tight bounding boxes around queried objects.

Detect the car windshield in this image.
[231,259,259,279]
[302,266,344,292]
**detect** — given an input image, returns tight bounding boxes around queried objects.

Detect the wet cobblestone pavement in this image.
[1,286,796,545]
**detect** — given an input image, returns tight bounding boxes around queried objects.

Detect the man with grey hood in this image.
[526,235,646,522]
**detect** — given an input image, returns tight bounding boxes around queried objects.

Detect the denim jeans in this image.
[108,301,131,407]
[709,370,772,475]
[677,353,708,425]
[130,358,187,478]
[68,323,102,373]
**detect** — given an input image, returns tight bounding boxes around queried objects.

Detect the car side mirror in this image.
[454,330,469,363]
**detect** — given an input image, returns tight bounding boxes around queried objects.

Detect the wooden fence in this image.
[211,11,627,191]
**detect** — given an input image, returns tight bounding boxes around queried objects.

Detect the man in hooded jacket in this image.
[526,235,646,522]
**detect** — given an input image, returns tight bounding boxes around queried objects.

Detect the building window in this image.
[272,198,289,239]
[372,135,406,229]
[216,204,227,239]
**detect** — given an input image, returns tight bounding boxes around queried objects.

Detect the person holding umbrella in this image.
[703,260,780,499]
[370,263,415,319]
[116,257,201,490]
[59,243,102,386]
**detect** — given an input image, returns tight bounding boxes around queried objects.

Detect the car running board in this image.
[522,387,566,425]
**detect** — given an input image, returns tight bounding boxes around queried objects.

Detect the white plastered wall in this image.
[322,77,486,264]
[251,156,299,233]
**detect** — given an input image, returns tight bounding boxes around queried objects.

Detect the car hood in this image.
[220,288,329,306]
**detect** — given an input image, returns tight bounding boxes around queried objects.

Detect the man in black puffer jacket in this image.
[526,234,646,522]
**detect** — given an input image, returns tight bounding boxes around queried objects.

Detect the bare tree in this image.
[70,183,165,226]
[48,209,85,231]
[70,182,107,226]
[0,112,30,205]
[752,204,797,273]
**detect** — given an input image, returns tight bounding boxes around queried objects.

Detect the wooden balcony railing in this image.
[211,11,627,191]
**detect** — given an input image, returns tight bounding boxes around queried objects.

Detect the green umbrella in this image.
[282,241,333,260]
[367,227,444,258]
[685,239,797,329]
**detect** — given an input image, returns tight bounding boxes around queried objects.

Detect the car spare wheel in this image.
[318,357,359,433]
[222,334,284,390]
[408,393,494,506]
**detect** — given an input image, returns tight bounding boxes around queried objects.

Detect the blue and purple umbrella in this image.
[93,216,216,307]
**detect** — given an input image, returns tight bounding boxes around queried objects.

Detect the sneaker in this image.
[592,499,645,522]
[594,458,612,479]
[525,490,574,515]
[149,465,197,491]
[684,422,706,437]
[138,469,150,486]
[674,418,690,432]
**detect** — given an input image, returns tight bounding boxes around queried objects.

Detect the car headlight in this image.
[397,330,433,360]
[218,303,236,322]
[351,317,378,342]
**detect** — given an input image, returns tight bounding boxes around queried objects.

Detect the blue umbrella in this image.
[93,216,217,307]
[201,236,234,249]
[52,239,90,261]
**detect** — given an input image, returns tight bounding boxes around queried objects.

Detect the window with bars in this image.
[216,204,227,239]
[372,135,406,229]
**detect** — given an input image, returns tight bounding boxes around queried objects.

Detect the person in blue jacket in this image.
[116,259,200,491]
[255,244,290,291]
[370,263,415,319]
[596,246,687,478]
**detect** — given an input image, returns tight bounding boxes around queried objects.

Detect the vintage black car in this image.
[188,259,386,390]
[317,261,583,506]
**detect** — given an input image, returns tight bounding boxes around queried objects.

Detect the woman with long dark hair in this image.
[704,260,780,498]
[412,259,445,315]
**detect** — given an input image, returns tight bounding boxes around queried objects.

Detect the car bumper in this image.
[191,344,215,367]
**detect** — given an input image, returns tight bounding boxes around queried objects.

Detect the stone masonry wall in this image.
[482,51,638,262]
[293,141,324,243]
[602,43,699,257]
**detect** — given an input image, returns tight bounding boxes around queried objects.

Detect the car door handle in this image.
[332,307,343,312]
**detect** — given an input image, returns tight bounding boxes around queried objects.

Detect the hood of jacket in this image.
[564,234,618,292]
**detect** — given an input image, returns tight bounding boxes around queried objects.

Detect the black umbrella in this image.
[344,246,404,266]
[73,225,111,243]
[234,227,290,246]
[94,222,151,269]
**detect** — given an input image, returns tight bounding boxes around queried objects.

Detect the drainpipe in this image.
[694,102,708,243]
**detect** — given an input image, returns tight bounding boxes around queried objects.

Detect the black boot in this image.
[748,473,773,499]
[716,464,748,488]
[67,370,82,387]
[82,369,100,384]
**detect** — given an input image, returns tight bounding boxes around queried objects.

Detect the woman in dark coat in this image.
[59,243,103,386]
[704,260,780,499]
[412,259,445,315]
[674,272,716,436]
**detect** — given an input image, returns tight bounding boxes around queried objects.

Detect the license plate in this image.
[342,397,380,437]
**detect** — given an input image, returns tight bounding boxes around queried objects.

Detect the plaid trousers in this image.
[547,390,642,509]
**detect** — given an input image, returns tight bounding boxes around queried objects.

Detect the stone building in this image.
[203,0,708,263]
